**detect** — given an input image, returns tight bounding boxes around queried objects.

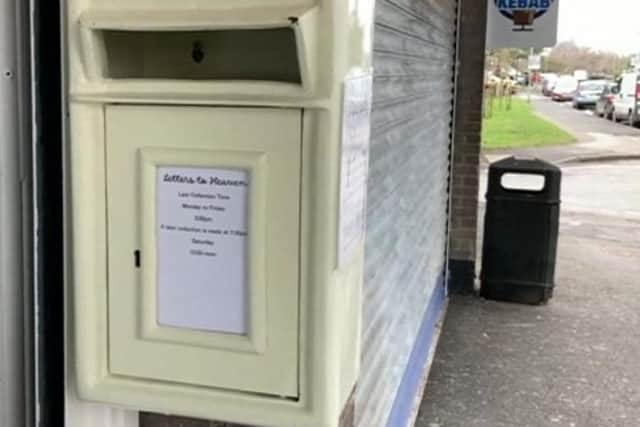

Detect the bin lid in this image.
[490,156,561,174]
[487,156,561,202]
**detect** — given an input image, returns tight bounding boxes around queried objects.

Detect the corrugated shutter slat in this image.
[357,0,458,425]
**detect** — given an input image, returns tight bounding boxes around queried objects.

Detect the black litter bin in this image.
[480,157,561,304]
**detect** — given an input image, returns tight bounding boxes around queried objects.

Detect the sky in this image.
[557,0,640,55]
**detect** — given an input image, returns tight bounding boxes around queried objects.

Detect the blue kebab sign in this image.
[487,0,559,48]
[495,0,555,31]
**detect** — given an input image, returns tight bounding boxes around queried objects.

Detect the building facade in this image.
[0,0,486,426]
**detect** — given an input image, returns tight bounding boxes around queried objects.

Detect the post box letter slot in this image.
[101,28,302,83]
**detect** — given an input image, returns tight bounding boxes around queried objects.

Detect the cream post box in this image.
[67,0,375,426]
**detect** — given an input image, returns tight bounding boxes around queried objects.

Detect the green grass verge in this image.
[482,98,576,150]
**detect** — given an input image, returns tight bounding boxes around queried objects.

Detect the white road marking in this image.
[560,206,640,221]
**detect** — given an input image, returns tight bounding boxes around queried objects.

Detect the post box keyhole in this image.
[191,41,205,64]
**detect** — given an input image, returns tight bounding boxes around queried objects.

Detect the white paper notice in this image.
[156,166,249,335]
[338,75,373,268]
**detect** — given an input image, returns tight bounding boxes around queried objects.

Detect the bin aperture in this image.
[500,172,546,192]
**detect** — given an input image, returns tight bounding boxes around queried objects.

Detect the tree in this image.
[486,48,530,77]
[544,41,631,77]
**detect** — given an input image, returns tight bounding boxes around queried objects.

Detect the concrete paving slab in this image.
[417,177,640,427]
[417,210,640,427]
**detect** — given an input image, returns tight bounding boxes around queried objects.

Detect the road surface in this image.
[532,96,640,141]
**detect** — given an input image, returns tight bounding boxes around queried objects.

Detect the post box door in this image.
[104,106,301,397]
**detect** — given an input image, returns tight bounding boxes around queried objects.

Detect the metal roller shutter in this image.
[358,0,458,425]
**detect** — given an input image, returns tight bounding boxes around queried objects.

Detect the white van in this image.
[611,72,640,125]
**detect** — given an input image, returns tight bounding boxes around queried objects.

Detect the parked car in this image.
[611,72,640,125]
[541,73,558,96]
[595,83,618,119]
[516,73,528,86]
[551,75,578,102]
[572,79,609,110]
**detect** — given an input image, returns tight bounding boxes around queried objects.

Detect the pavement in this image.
[416,96,640,427]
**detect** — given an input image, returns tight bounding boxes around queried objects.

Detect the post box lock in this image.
[191,41,205,64]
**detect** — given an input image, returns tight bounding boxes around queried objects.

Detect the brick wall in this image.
[448,0,488,294]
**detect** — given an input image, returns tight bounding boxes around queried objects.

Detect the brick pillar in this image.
[448,0,488,294]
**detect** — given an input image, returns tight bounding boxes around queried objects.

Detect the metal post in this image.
[0,0,33,425]
[31,0,66,423]
[527,47,534,103]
